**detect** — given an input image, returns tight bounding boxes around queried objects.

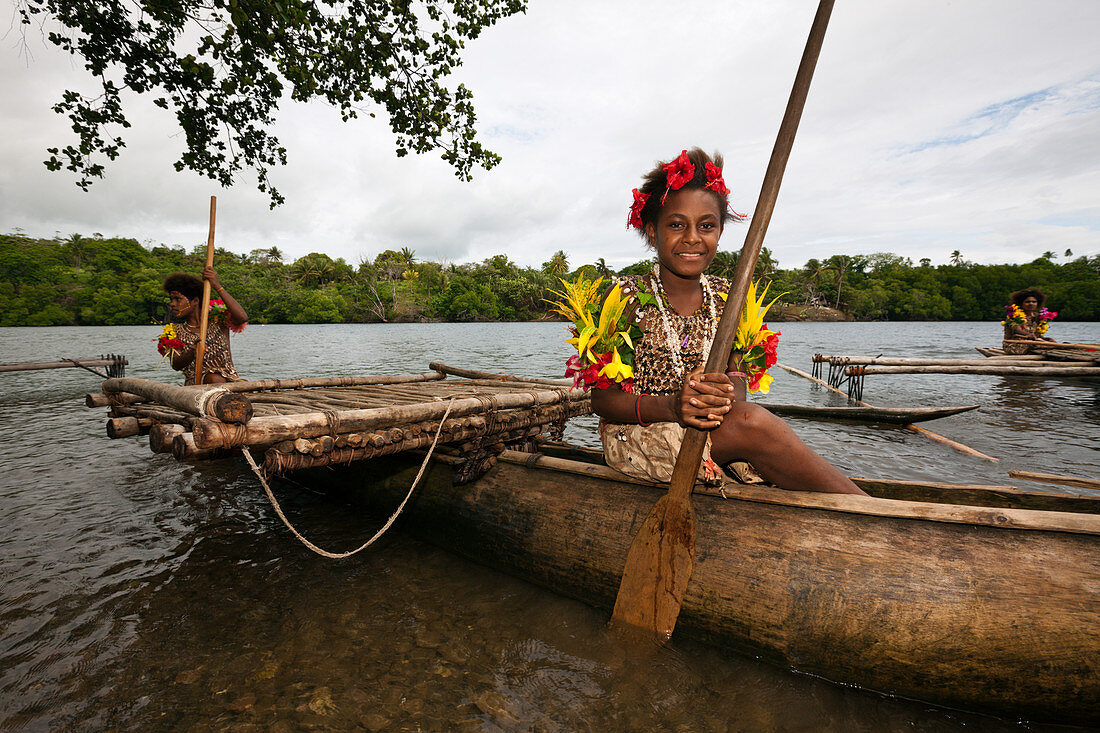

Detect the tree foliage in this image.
[2,232,1097,326]
[17,0,526,206]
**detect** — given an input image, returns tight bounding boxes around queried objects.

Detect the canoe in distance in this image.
[759,402,980,424]
[296,446,1100,725]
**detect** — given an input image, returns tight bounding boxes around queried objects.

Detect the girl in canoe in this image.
[550,148,864,495]
[1001,288,1057,355]
[161,267,247,384]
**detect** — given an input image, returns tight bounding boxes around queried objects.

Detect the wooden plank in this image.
[1,357,127,373]
[855,365,1100,376]
[1008,471,1100,492]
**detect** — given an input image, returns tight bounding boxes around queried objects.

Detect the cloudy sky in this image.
[1,0,1098,272]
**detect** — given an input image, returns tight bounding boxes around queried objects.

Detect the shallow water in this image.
[0,321,1097,731]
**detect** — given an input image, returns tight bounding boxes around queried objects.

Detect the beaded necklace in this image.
[647,262,718,381]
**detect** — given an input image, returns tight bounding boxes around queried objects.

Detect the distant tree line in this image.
[1,232,1096,326]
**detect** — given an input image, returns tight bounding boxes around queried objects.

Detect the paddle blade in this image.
[609,494,696,641]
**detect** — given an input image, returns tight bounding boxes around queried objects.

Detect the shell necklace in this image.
[648,262,718,380]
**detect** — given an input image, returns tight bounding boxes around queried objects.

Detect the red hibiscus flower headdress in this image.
[627,150,747,229]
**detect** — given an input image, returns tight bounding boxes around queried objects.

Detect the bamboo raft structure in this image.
[85,362,1100,723]
[1,354,126,378]
[813,352,1100,399]
[90,365,593,474]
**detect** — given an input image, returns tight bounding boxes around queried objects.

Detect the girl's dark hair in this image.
[1010,288,1046,307]
[634,147,735,243]
[163,272,203,299]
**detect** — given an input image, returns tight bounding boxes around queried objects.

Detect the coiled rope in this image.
[240,397,457,559]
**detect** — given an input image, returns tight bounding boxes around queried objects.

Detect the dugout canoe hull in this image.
[304,450,1100,725]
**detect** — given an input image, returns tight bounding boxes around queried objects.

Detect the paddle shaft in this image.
[610,0,835,640]
[664,0,835,502]
[194,196,217,385]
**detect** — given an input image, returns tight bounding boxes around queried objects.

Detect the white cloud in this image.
[1,0,1098,272]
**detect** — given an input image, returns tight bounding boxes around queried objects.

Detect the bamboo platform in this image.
[88,364,591,476]
[812,352,1100,399]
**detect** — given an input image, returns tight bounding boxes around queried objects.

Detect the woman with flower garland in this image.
[162,266,247,384]
[552,148,863,495]
[1001,288,1057,355]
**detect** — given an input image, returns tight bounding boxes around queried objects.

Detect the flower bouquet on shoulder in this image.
[544,274,641,392]
[155,323,185,367]
[1036,307,1057,335]
[728,280,781,394]
[209,299,246,333]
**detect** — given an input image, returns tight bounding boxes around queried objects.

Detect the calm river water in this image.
[1,321,1097,731]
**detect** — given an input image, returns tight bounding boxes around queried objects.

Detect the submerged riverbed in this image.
[1,321,1097,730]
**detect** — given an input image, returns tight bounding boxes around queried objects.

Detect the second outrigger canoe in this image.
[302,442,1100,725]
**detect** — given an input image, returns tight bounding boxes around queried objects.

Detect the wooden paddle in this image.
[193,196,217,385]
[610,0,836,640]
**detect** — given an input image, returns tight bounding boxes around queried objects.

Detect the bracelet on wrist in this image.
[635,395,652,427]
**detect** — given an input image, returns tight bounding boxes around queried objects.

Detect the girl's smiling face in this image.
[646,188,723,281]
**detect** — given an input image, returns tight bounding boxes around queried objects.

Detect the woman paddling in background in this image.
[1002,288,1057,355]
[564,148,864,495]
[162,267,247,384]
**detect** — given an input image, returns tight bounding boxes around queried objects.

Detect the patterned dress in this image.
[599,273,755,486]
[1002,315,1043,355]
[618,273,731,395]
[176,318,241,385]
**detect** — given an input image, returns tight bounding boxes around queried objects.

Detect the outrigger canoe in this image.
[302,442,1100,725]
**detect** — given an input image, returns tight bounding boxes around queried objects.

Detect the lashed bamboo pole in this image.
[86,391,147,408]
[216,372,446,393]
[172,432,235,462]
[775,362,999,461]
[429,362,574,386]
[101,377,253,423]
[1011,340,1099,351]
[150,424,187,454]
[818,356,1050,367]
[852,365,1100,377]
[190,386,587,449]
[106,416,152,439]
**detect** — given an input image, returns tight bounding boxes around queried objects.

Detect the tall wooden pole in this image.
[194,196,217,385]
[610,0,835,640]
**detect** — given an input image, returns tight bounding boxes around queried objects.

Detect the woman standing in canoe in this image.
[551,148,864,495]
[1001,288,1057,355]
[161,267,247,384]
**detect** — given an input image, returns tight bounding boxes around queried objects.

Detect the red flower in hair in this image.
[662,150,694,192]
[627,188,649,229]
[704,162,729,195]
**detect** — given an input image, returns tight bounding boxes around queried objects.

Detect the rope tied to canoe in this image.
[240,397,457,559]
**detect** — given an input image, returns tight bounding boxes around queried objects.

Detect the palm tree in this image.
[1065,249,1073,258]
[543,250,569,277]
[826,254,853,309]
[595,257,611,278]
[267,246,283,264]
[949,250,964,266]
[399,247,417,267]
[1042,250,1056,260]
[64,233,86,267]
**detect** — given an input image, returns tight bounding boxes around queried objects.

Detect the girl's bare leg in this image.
[709,403,866,495]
